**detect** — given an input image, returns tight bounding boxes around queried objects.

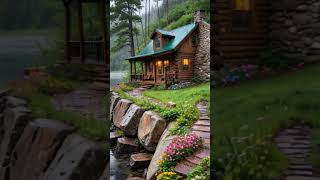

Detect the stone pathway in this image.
[52,83,107,121]
[274,125,320,180]
[175,101,210,176]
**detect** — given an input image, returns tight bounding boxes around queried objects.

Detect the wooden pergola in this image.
[62,0,108,64]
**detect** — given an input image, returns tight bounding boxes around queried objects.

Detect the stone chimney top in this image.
[194,10,206,23]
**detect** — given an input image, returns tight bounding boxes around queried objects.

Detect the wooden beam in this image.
[64,1,71,63]
[153,61,156,84]
[163,60,166,83]
[100,0,108,65]
[133,61,136,77]
[77,0,85,63]
[130,61,132,81]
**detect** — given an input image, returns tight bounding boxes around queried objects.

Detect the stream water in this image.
[0,35,48,87]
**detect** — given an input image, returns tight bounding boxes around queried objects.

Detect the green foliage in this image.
[36,76,74,95]
[48,64,97,82]
[152,84,167,90]
[170,104,200,135]
[214,63,320,179]
[215,135,286,180]
[187,157,210,180]
[159,108,181,122]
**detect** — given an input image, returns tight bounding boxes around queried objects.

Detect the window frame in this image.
[154,37,161,49]
[181,58,191,71]
[231,0,255,32]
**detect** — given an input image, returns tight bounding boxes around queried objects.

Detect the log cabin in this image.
[213,0,269,65]
[214,0,320,67]
[126,10,210,85]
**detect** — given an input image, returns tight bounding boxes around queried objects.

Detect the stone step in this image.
[175,160,196,175]
[110,131,121,146]
[194,120,210,126]
[129,153,152,169]
[192,131,210,139]
[185,155,202,165]
[288,165,312,171]
[192,125,210,132]
[286,170,313,176]
[194,149,210,159]
[286,176,320,180]
[116,137,139,155]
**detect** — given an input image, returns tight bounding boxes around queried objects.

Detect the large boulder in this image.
[113,99,132,128]
[146,122,177,180]
[115,137,139,155]
[129,153,152,169]
[0,106,31,178]
[138,111,166,152]
[8,119,74,180]
[110,92,120,120]
[120,104,144,136]
[42,134,106,180]
[5,96,27,108]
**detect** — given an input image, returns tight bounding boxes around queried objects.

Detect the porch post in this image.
[100,0,108,64]
[153,60,156,84]
[77,0,85,63]
[130,61,132,81]
[64,1,71,64]
[141,61,143,80]
[163,60,166,83]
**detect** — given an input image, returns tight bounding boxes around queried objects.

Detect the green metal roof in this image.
[127,23,197,60]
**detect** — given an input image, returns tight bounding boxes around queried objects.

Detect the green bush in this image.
[170,104,200,135]
[36,76,74,95]
[159,107,181,121]
[187,157,210,180]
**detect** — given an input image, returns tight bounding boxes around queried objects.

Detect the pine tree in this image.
[110,0,142,56]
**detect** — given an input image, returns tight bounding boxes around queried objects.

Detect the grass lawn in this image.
[213,63,320,178]
[143,83,210,107]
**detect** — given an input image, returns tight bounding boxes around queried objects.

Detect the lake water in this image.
[0,35,48,88]
[110,71,126,87]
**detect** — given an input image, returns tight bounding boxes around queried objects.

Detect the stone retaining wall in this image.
[270,0,320,61]
[0,90,107,180]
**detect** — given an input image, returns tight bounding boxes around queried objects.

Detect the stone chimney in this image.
[194,10,206,23]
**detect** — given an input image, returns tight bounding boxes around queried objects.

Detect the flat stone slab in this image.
[116,137,139,155]
[110,131,121,146]
[5,96,27,108]
[113,99,132,128]
[120,104,144,136]
[129,153,152,169]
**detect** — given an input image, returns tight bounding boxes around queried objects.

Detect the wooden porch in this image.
[62,0,108,65]
[129,59,176,85]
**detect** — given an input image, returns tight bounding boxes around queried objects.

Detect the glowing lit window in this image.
[234,0,251,10]
[164,60,169,66]
[233,0,252,29]
[156,60,162,67]
[182,59,190,66]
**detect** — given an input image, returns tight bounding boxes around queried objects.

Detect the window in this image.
[164,60,169,67]
[155,38,161,48]
[182,58,190,70]
[232,0,252,29]
[147,62,153,72]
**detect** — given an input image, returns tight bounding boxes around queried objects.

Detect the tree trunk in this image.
[127,3,135,57]
[144,0,148,43]
[157,0,160,25]
[148,0,150,35]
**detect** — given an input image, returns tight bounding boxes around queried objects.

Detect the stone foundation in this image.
[270,0,320,62]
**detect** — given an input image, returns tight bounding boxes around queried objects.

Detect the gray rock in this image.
[0,106,31,178]
[5,96,27,108]
[113,99,132,128]
[293,14,313,25]
[129,153,152,169]
[120,104,144,136]
[98,163,109,180]
[42,134,106,180]
[146,122,177,180]
[302,37,313,45]
[8,119,74,180]
[110,93,120,120]
[311,42,320,49]
[138,111,166,152]
[110,131,121,146]
[116,137,139,155]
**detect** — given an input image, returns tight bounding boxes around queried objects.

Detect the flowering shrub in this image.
[168,82,193,90]
[187,157,210,180]
[156,172,182,180]
[157,133,203,175]
[170,104,200,135]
